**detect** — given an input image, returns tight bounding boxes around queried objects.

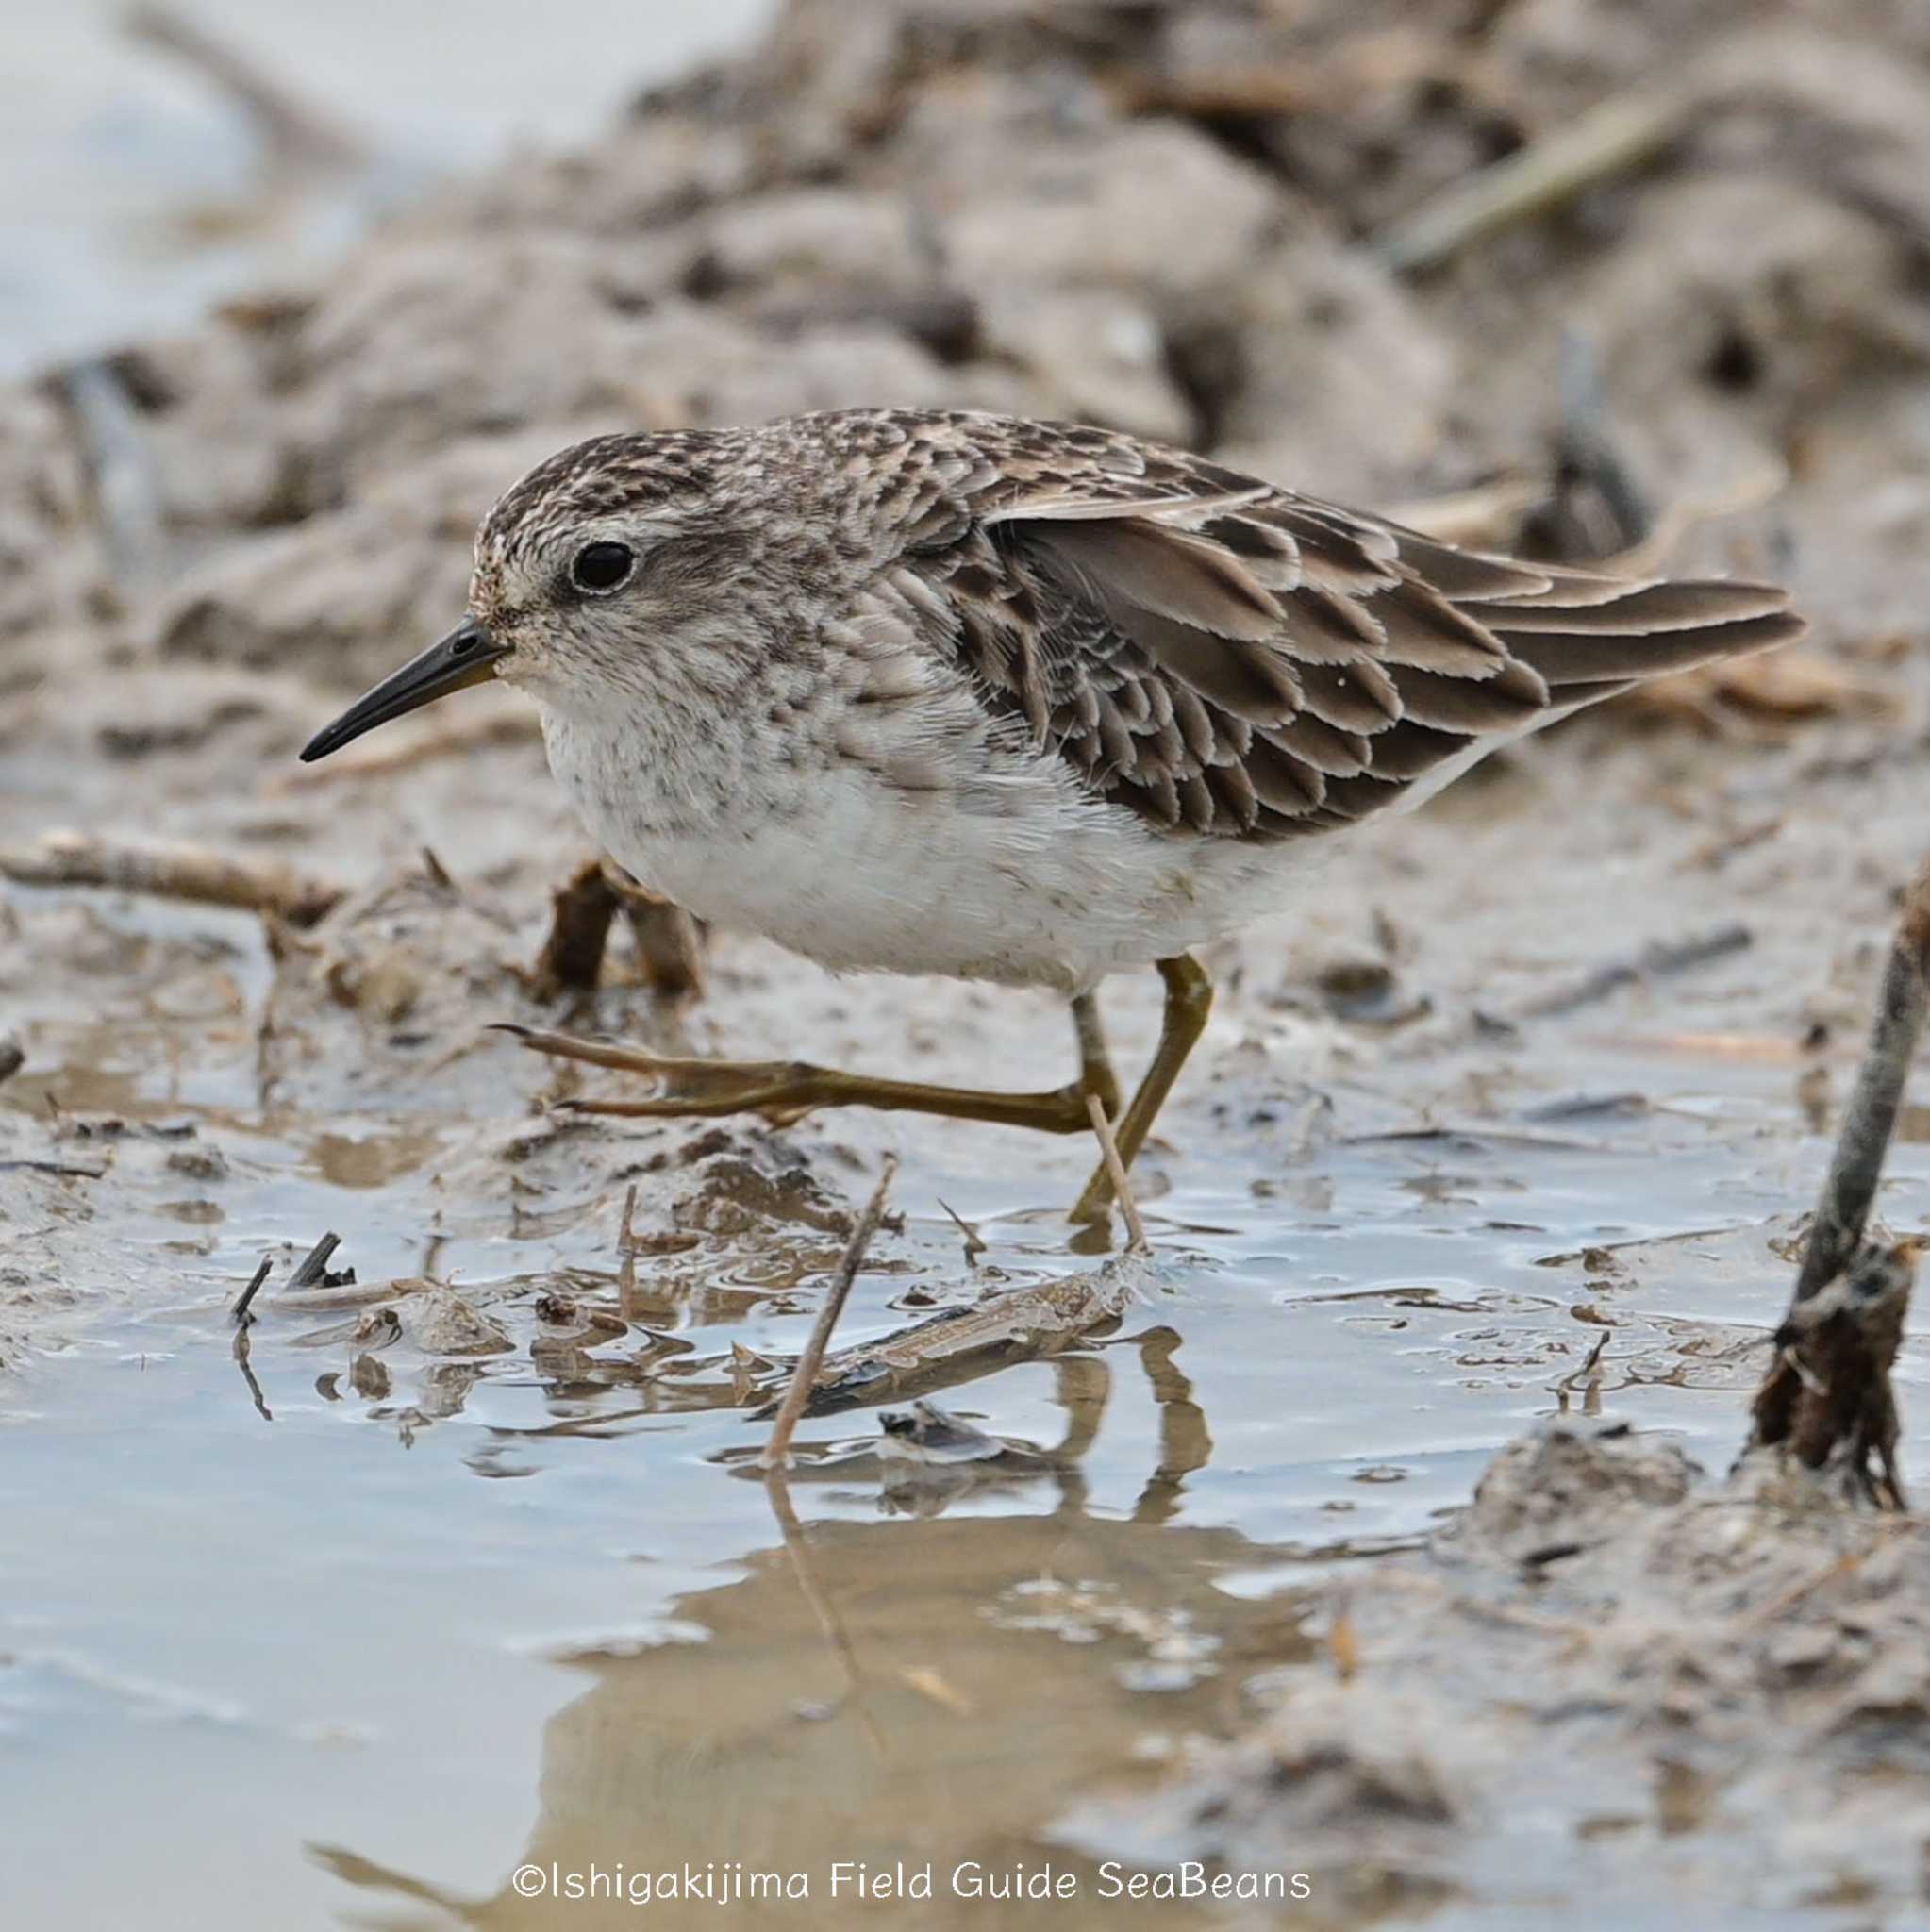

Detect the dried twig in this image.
[1086,1091,1148,1253]
[1373,91,1688,274]
[1793,861,1930,1309]
[1745,857,1930,1506]
[766,1253,1147,1417]
[0,829,342,928]
[230,1257,272,1325]
[760,1159,897,1470]
[618,1183,640,1324]
[287,1231,342,1290]
[936,1196,988,1267]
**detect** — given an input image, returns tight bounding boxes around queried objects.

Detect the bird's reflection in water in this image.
[311,1333,1324,1929]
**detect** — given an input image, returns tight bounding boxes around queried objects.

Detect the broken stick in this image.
[1746,855,1930,1506]
[230,1257,273,1325]
[0,830,342,928]
[760,1158,897,1470]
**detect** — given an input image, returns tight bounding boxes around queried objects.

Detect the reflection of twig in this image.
[1558,1329,1610,1392]
[124,4,365,177]
[0,829,342,927]
[760,1160,897,1470]
[1086,1092,1148,1252]
[1373,91,1686,274]
[761,1469,886,1759]
[1745,857,1930,1507]
[232,1325,273,1421]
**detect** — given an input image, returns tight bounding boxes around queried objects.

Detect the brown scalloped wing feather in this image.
[918,442,1803,841]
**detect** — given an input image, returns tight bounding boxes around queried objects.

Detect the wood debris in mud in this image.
[757,1252,1152,1420]
[1745,855,1930,1507]
[0,829,343,928]
[287,1231,344,1290]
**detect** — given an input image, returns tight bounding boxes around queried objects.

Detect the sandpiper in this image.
[301,408,1802,1223]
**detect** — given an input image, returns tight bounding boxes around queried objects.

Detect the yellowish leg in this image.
[498,1024,1094,1134]
[1067,954,1213,1226]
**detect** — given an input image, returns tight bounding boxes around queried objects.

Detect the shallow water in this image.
[8,909,1924,1928]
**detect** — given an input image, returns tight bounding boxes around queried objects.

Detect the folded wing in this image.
[907,440,1802,840]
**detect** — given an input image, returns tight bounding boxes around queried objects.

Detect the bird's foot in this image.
[495,1024,1094,1133]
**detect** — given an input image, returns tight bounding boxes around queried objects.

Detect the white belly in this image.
[539,701,1308,991]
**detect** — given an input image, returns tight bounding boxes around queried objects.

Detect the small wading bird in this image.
[302,409,1801,1224]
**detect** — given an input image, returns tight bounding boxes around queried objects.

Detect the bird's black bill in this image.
[298,618,507,762]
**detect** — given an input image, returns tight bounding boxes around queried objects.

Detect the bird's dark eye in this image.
[570,541,635,594]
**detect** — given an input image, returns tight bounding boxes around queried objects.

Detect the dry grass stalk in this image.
[1373,91,1687,274]
[759,1158,897,1470]
[1086,1091,1149,1252]
[0,829,343,927]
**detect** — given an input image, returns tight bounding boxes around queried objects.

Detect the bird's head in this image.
[299,428,801,762]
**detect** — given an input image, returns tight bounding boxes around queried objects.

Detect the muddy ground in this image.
[6,2,1930,1926]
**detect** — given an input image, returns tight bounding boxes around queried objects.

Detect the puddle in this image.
[7,968,1925,1927]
